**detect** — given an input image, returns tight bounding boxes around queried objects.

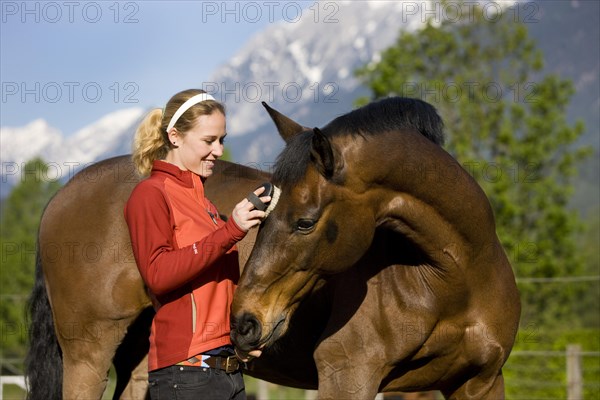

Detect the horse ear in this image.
[310,128,339,179]
[262,102,307,142]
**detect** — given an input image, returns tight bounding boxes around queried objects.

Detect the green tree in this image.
[575,206,600,328]
[222,146,233,162]
[355,1,592,328]
[0,158,61,368]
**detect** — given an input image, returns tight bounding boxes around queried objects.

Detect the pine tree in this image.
[0,158,61,365]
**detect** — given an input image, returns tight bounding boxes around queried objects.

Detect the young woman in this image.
[124,89,268,399]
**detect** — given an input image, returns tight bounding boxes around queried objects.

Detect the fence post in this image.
[257,379,269,400]
[566,344,582,400]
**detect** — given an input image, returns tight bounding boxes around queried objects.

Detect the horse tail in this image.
[25,246,62,400]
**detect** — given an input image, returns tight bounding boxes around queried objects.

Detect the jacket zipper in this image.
[191,292,197,333]
[190,174,214,335]
[207,210,218,225]
[192,175,219,227]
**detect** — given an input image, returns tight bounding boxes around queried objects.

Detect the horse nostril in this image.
[232,313,262,348]
[237,313,261,337]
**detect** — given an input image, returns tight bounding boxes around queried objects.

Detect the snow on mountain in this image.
[61,108,146,165]
[1,107,144,190]
[1,119,63,168]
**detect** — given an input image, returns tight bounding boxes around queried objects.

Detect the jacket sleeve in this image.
[124,182,247,296]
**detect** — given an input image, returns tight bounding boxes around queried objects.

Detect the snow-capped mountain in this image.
[3,119,64,167]
[1,1,598,199]
[60,108,146,166]
[0,107,145,195]
[1,1,414,192]
[206,1,417,164]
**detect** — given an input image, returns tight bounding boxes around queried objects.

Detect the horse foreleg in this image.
[442,371,505,400]
[441,325,508,400]
[57,319,123,400]
[314,336,385,400]
[118,355,149,400]
[113,308,152,399]
[312,274,396,399]
[62,351,113,399]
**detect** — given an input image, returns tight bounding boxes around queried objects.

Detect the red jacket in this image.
[124,160,246,371]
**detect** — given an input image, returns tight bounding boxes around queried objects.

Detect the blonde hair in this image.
[132,89,225,176]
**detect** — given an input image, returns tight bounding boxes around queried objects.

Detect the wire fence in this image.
[504,346,600,400]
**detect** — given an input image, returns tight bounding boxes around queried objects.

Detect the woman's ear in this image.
[168,129,179,146]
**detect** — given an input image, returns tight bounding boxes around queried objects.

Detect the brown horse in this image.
[25,157,272,399]
[231,97,521,399]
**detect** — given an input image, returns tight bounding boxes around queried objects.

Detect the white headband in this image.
[166,93,216,132]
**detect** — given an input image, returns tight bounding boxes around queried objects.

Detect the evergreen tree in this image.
[0,158,61,365]
[355,1,592,328]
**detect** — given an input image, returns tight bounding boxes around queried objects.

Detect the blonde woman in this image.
[124,89,268,400]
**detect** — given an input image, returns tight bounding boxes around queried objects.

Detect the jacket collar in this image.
[151,160,205,188]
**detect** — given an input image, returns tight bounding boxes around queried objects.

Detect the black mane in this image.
[273,97,445,185]
[324,97,444,145]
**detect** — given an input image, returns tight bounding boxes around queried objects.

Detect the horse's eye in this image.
[296,219,315,232]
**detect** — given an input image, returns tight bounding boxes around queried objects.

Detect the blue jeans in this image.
[148,365,246,400]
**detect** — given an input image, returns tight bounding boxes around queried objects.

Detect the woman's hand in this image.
[231,187,271,232]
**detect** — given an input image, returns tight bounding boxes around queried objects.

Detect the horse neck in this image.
[348,130,498,268]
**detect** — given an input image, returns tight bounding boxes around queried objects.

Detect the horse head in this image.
[231,104,388,357]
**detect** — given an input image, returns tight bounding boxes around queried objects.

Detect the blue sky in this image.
[0,1,307,135]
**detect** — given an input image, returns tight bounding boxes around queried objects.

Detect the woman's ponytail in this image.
[132,108,167,176]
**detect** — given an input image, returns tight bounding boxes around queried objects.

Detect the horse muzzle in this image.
[230,312,286,359]
[231,312,262,351]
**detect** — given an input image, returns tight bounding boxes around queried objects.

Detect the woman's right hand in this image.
[231,187,271,232]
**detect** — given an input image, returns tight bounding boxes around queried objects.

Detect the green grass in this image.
[1,384,26,400]
[244,376,313,399]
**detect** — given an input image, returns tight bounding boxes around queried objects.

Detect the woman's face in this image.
[170,111,226,178]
